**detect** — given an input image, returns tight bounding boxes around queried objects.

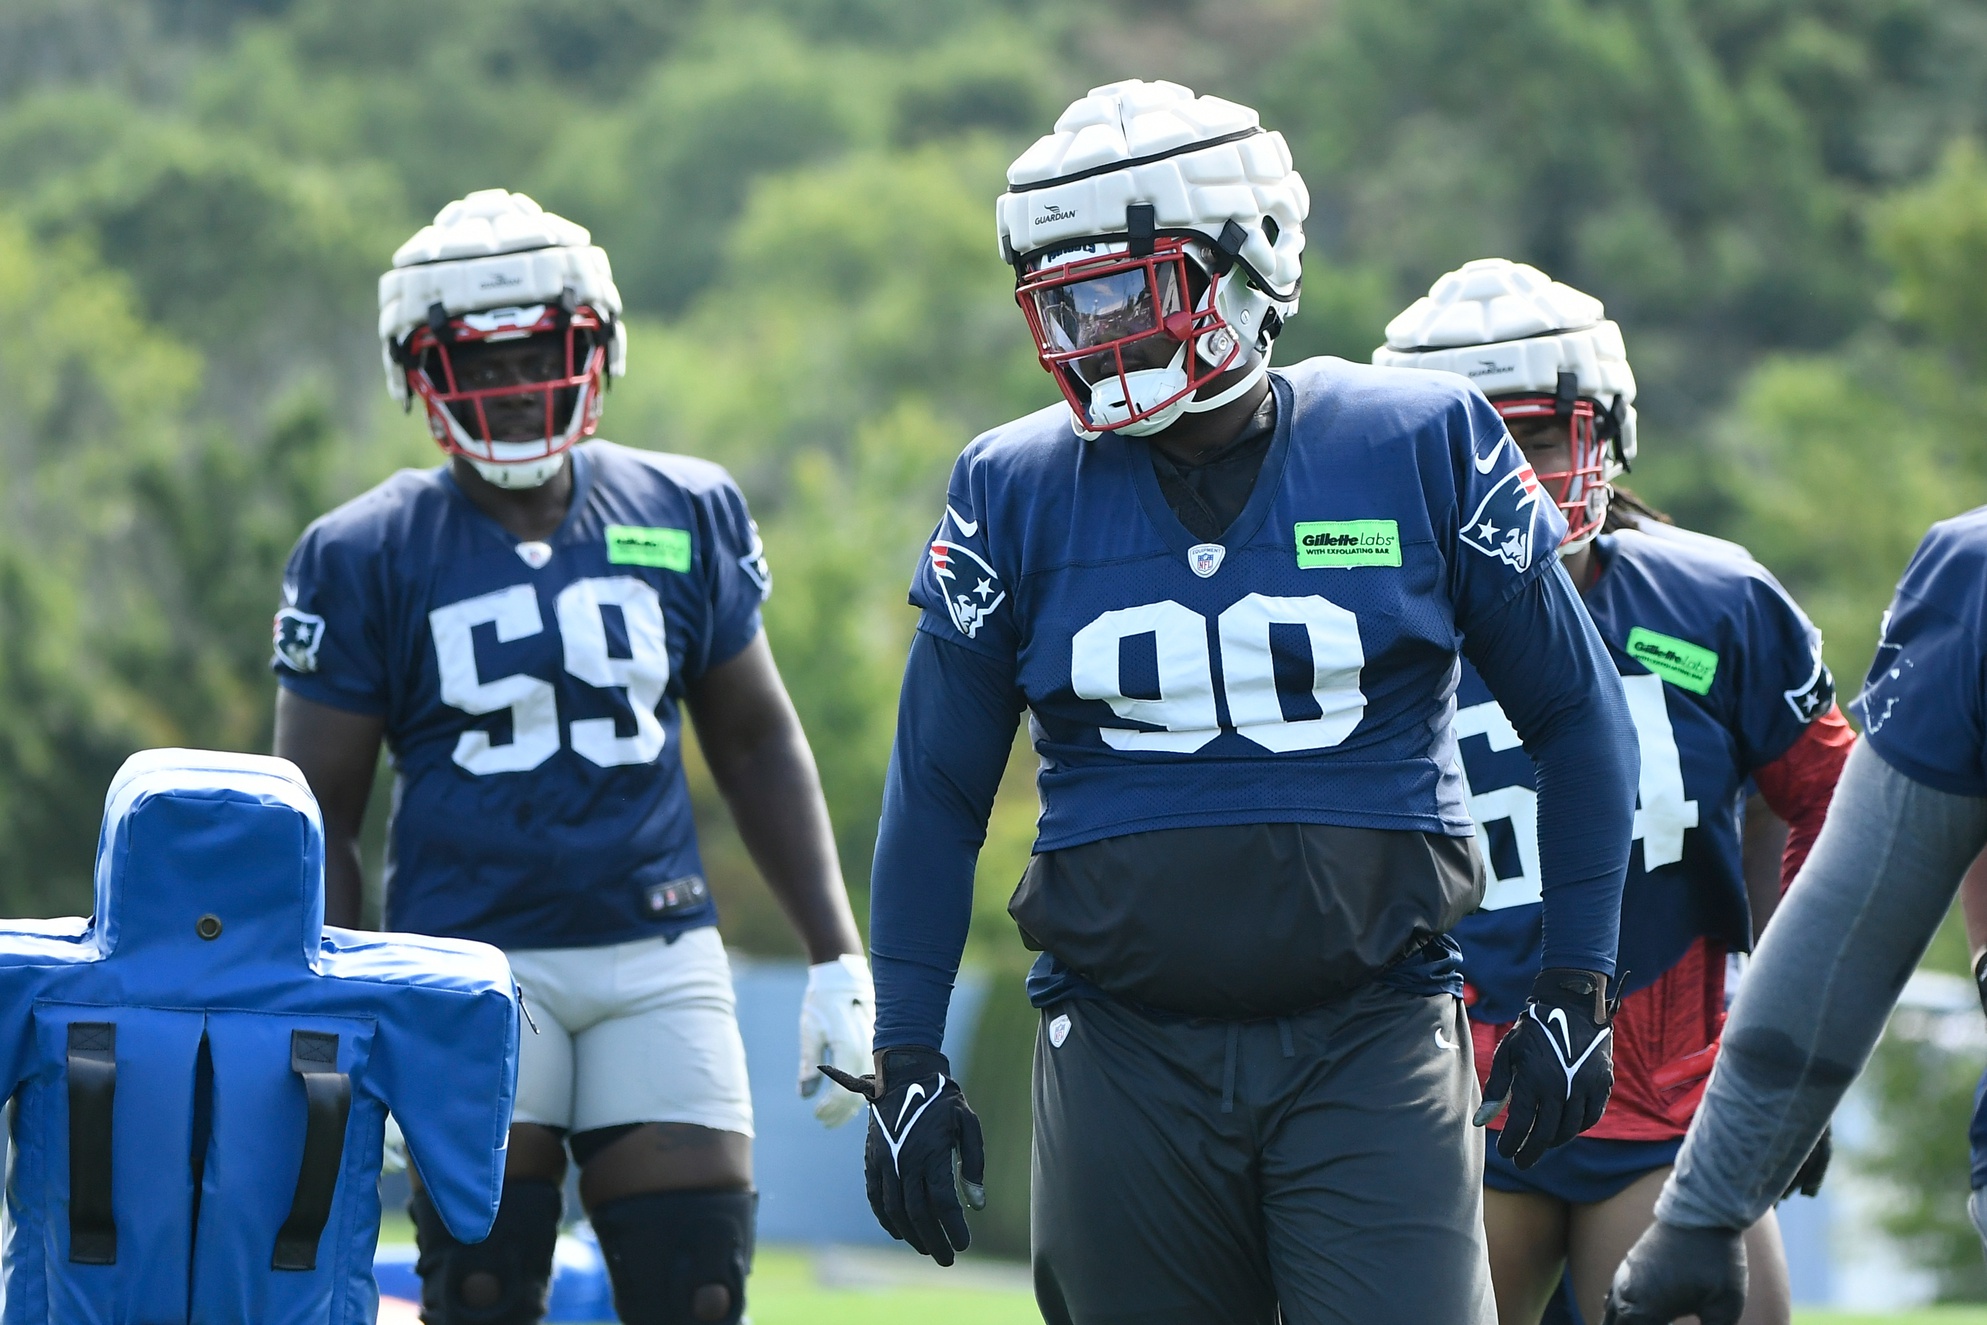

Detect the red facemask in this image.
[1492,395,1609,546]
[401,302,610,466]
[1014,237,1243,433]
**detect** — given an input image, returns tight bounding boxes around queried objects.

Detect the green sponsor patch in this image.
[606,524,692,572]
[1626,627,1718,694]
[1295,520,1401,568]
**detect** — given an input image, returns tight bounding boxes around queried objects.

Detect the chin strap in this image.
[1181,345,1272,415]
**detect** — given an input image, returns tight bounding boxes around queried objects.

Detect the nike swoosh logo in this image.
[873,1075,948,1174]
[1546,1007,1573,1057]
[1435,1026,1457,1051]
[893,1082,927,1132]
[1473,434,1511,475]
[946,505,979,538]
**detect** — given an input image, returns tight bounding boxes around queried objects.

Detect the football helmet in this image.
[1374,258,1636,548]
[997,80,1308,438]
[379,189,627,489]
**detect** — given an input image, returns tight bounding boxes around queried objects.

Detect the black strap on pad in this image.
[66,1021,117,1265]
[272,1030,351,1271]
[1212,219,1249,275]
[1555,370,1579,419]
[1126,203,1156,258]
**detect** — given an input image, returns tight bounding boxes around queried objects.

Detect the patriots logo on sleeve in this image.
[1459,439,1545,574]
[929,505,1005,640]
[273,606,326,673]
[1783,651,1835,723]
[739,519,773,598]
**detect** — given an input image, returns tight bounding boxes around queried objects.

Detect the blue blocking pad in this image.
[0,749,521,1325]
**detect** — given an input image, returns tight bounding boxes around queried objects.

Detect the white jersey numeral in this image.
[557,577,671,766]
[1453,670,1699,909]
[1620,672,1699,868]
[430,585,562,774]
[428,577,673,775]
[1072,601,1220,752]
[1071,594,1367,754]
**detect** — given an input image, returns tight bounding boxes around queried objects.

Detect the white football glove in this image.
[800,953,875,1128]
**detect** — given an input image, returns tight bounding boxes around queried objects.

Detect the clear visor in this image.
[1029,263,1184,384]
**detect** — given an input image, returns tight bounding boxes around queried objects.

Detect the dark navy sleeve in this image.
[1856,514,1987,795]
[908,447,1019,662]
[1462,561,1636,976]
[1731,565,1833,772]
[869,628,1024,1050]
[690,478,770,676]
[1441,390,1572,620]
[271,519,389,715]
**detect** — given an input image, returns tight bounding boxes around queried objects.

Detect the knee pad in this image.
[410,1179,562,1325]
[589,1188,756,1325]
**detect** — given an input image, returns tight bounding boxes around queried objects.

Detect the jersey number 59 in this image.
[428,578,669,774]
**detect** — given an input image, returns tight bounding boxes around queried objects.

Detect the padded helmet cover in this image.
[1372,258,1637,469]
[997,79,1307,310]
[378,189,628,403]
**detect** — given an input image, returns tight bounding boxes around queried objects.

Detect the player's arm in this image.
[682,631,860,964]
[1963,844,1987,979]
[868,629,1022,1052]
[1749,707,1854,902]
[821,627,1019,1264]
[1604,746,1987,1324]
[273,687,383,929]
[1462,560,1640,1167]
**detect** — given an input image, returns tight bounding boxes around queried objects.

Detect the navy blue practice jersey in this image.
[272,441,769,950]
[908,358,1569,848]
[1858,506,1987,794]
[1451,527,1831,1022]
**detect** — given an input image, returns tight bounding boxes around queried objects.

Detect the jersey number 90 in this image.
[429,578,669,775]
[1071,593,1365,753]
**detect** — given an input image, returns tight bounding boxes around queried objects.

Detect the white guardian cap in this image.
[998,80,1308,438]
[379,189,627,488]
[1375,258,1636,546]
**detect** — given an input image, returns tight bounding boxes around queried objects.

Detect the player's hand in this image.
[799,953,874,1128]
[1782,1124,1831,1200]
[1474,967,1616,1168]
[1601,1220,1747,1325]
[820,1047,986,1265]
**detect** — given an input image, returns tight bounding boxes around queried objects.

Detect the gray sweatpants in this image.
[1658,743,1987,1229]
[1029,981,1495,1325]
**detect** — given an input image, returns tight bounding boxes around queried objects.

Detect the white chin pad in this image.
[1083,345,1190,435]
[468,453,567,489]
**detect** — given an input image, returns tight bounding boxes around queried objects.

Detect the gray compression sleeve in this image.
[1655,742,1987,1229]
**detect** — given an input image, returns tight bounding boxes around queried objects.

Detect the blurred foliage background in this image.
[10,0,1987,1273]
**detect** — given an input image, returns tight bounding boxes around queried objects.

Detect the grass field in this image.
[374,1221,1987,1324]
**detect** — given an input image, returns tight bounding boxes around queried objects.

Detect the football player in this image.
[827,82,1641,1324]
[1602,509,1987,1323]
[269,190,871,1325]
[1376,260,1854,1325]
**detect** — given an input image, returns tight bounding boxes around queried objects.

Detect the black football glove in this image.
[1600,1220,1747,1325]
[819,1046,986,1266]
[1781,1124,1831,1200]
[1474,967,1616,1168]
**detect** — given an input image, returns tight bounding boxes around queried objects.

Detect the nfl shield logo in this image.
[1188,543,1226,578]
